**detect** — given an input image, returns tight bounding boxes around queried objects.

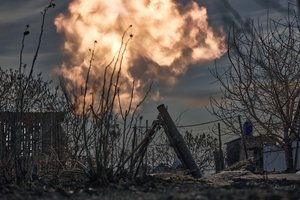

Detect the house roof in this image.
[225,135,276,149]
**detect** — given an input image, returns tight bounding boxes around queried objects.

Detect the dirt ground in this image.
[1,171,300,200]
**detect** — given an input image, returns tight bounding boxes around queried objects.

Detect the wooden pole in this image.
[130,125,137,172]
[157,104,201,178]
[145,120,148,173]
[218,123,225,171]
[238,115,248,160]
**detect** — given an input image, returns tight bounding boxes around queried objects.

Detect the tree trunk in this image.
[284,142,294,172]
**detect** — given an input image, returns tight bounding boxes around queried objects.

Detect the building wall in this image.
[263,140,300,172]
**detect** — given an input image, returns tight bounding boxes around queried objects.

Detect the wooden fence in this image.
[0,112,65,174]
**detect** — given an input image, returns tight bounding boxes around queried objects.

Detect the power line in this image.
[177,116,238,128]
[135,116,240,129]
[176,118,225,128]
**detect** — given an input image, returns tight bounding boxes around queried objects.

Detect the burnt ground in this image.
[1,171,300,200]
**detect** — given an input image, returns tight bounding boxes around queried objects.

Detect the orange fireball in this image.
[54,0,226,113]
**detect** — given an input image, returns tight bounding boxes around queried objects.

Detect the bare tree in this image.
[184,131,217,172]
[60,28,152,184]
[0,69,64,183]
[0,1,60,184]
[210,10,300,171]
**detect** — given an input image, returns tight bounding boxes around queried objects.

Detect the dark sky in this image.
[0,0,296,129]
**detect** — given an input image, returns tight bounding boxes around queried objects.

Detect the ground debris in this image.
[1,172,300,200]
[201,170,254,186]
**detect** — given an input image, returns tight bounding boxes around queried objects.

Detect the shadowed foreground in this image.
[1,171,300,200]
